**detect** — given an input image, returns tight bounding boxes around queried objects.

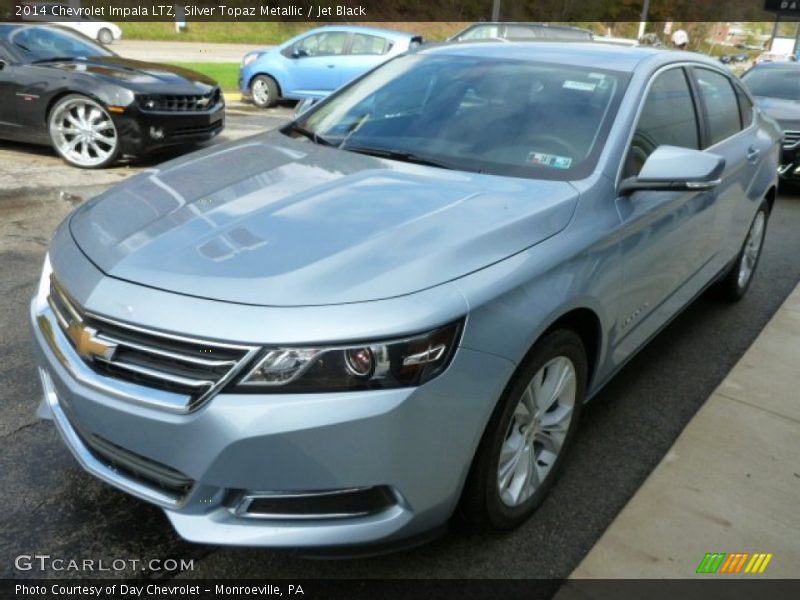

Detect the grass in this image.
[122,22,464,44]
[170,62,240,91]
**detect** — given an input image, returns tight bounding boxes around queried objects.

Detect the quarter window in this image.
[350,34,389,55]
[623,68,699,178]
[694,68,742,146]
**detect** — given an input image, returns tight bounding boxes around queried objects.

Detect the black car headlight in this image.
[233,320,463,393]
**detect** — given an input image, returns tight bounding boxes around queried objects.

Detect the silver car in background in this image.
[30,43,780,549]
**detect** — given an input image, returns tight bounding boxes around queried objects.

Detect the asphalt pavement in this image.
[1,109,799,579]
[114,40,264,63]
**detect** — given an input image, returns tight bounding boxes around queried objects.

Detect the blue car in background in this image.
[239,25,422,108]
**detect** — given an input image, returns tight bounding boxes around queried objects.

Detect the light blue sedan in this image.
[239,25,422,108]
[31,43,780,549]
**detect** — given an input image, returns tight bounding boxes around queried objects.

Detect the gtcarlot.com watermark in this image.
[14,554,194,573]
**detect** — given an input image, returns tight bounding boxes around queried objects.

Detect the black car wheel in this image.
[48,95,120,169]
[97,28,114,45]
[251,75,279,108]
[461,329,587,531]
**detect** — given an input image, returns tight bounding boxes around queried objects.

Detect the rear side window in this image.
[694,68,742,146]
[350,33,389,56]
[623,68,699,178]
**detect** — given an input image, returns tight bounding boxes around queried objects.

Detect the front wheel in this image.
[461,329,587,531]
[250,75,279,108]
[48,95,120,169]
[718,202,769,302]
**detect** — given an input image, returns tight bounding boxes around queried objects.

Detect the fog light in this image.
[149,126,165,140]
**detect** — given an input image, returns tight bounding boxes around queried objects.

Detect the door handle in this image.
[327,64,335,68]
[746,147,760,163]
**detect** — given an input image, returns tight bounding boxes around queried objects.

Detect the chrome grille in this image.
[48,278,258,411]
[140,89,221,112]
[784,131,800,149]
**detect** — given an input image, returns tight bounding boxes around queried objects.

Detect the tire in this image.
[48,95,120,169]
[717,201,769,302]
[461,329,587,531]
[250,75,279,108]
[97,28,113,45]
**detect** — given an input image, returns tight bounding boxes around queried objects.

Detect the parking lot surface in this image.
[1,108,799,579]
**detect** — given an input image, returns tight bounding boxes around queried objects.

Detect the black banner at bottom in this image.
[3,579,800,600]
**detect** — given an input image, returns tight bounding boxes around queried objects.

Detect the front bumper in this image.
[114,102,225,156]
[30,287,514,548]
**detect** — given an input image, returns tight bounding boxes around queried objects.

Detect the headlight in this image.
[34,254,52,309]
[242,52,263,68]
[234,320,463,393]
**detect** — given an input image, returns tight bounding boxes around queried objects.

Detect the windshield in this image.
[293,53,627,180]
[742,68,800,101]
[8,25,112,62]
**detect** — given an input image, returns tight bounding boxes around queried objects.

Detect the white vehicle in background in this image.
[754,51,797,65]
[17,2,122,44]
[592,36,639,47]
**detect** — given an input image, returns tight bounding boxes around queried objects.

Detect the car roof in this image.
[747,61,800,69]
[462,22,591,32]
[418,42,722,73]
[304,25,419,40]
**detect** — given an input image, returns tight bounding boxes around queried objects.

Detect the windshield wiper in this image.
[342,146,460,171]
[283,122,333,146]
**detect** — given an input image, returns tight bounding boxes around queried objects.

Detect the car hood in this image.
[68,132,579,306]
[754,96,800,128]
[41,56,217,92]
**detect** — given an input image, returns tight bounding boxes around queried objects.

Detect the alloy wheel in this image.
[252,78,270,106]
[737,210,766,289]
[497,356,577,507]
[49,98,118,168]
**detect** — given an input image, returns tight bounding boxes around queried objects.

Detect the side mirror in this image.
[619,145,725,195]
[0,59,7,71]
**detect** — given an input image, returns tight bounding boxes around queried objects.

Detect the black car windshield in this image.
[8,25,112,62]
[294,53,628,180]
[742,68,800,101]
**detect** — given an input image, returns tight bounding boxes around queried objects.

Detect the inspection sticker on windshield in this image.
[527,152,572,169]
[563,80,597,92]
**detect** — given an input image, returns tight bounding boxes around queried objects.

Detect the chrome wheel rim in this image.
[252,78,270,105]
[49,99,117,167]
[737,211,766,289]
[497,356,577,507]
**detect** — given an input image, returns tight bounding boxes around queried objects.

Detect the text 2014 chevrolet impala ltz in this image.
[30,43,779,548]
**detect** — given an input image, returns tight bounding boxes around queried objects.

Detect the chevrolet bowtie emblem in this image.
[66,321,117,361]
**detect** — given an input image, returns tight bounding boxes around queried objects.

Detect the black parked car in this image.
[0,23,224,168]
[742,63,800,183]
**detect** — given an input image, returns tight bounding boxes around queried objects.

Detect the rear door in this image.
[338,32,393,86]
[688,67,769,263]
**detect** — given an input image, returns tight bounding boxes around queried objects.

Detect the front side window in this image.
[295,32,347,57]
[456,25,500,41]
[349,33,389,56]
[294,54,628,181]
[623,68,699,178]
[694,68,742,146]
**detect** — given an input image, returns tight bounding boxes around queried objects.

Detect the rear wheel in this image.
[48,95,120,169]
[97,28,113,45]
[718,202,769,302]
[251,75,279,108]
[461,330,587,531]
